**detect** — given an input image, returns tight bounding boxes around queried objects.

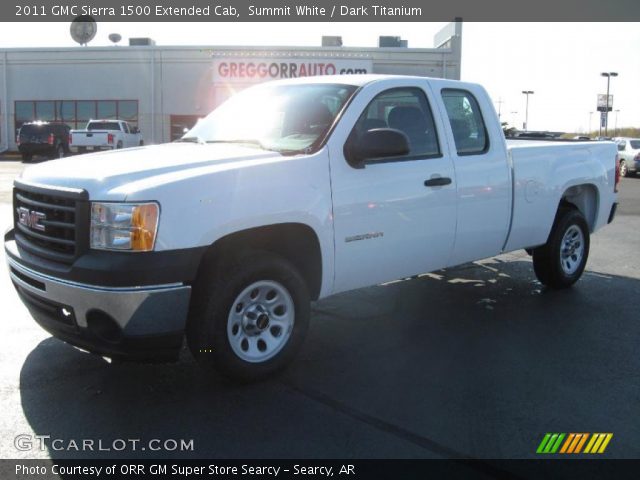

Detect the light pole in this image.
[510,111,518,129]
[601,72,618,137]
[496,98,504,120]
[522,90,534,131]
[614,109,620,136]
[589,111,594,136]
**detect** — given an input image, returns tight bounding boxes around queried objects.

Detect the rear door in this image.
[434,85,511,265]
[19,124,49,145]
[328,79,457,294]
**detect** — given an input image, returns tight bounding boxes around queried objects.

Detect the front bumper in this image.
[7,254,191,361]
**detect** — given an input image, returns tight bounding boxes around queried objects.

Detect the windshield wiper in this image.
[175,136,205,144]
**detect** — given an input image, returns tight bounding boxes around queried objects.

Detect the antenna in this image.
[108,33,122,45]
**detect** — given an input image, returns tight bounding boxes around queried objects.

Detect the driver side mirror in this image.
[345,128,410,169]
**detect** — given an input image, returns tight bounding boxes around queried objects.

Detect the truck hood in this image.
[18,143,283,200]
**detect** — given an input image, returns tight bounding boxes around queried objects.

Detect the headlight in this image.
[90,202,159,252]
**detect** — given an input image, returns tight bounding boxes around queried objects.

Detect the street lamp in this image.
[522,90,534,131]
[601,72,618,137]
[589,111,594,135]
[614,109,620,136]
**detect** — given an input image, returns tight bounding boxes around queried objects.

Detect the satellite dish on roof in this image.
[108,33,122,45]
[70,16,97,46]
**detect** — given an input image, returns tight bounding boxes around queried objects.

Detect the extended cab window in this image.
[348,87,440,159]
[441,89,488,155]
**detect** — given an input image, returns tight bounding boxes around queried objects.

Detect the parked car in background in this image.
[16,122,70,162]
[70,120,143,153]
[614,137,640,177]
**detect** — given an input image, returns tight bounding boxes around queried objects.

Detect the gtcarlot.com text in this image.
[14,434,194,452]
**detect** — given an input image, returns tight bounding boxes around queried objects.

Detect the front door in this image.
[328,81,457,294]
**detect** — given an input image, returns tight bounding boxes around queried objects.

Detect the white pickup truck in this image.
[70,119,143,153]
[5,75,619,381]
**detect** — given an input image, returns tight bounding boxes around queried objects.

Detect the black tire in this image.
[21,153,32,162]
[619,159,628,177]
[50,144,65,160]
[187,252,310,382]
[139,140,144,146]
[116,141,123,149]
[532,207,590,289]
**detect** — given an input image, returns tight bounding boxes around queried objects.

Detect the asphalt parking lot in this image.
[0,157,639,461]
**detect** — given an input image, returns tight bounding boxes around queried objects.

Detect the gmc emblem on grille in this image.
[17,207,46,232]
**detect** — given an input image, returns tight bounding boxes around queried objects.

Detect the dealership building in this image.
[0,21,461,152]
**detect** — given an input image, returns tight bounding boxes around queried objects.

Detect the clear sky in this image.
[1,22,638,133]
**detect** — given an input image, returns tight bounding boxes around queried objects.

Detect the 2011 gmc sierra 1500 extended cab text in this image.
[5,75,619,381]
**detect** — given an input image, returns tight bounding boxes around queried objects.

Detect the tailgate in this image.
[70,131,110,146]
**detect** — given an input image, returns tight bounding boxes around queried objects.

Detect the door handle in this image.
[424,177,452,187]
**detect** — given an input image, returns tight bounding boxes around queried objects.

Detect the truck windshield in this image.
[184,83,358,153]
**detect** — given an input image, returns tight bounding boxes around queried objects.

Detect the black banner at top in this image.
[5,0,640,22]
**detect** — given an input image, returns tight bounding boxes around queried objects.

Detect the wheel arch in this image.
[560,183,599,232]
[194,223,323,301]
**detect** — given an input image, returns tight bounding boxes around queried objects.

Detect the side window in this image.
[349,87,440,159]
[122,122,130,134]
[442,89,488,155]
[617,141,626,151]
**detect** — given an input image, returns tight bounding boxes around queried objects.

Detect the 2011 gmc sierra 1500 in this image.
[5,75,619,381]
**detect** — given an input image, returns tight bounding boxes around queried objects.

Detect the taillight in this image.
[614,154,620,193]
[69,133,73,145]
[47,133,54,145]
[107,133,114,144]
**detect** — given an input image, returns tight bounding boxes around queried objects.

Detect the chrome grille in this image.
[13,184,88,265]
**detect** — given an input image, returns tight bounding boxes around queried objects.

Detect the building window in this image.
[97,100,117,119]
[14,100,138,133]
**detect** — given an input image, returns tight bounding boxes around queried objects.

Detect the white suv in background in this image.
[615,137,640,177]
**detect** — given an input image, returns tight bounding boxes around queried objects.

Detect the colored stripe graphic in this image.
[538,433,612,454]
[537,433,565,454]
[584,433,613,454]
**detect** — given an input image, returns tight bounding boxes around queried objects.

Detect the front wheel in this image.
[187,252,310,381]
[532,207,590,289]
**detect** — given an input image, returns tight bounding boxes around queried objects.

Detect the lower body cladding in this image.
[7,258,191,361]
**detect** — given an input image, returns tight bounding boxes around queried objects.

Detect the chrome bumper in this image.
[7,256,191,360]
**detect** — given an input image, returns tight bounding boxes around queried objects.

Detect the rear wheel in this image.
[116,141,123,149]
[21,153,32,162]
[50,144,65,159]
[619,159,628,177]
[533,207,590,289]
[187,252,310,382]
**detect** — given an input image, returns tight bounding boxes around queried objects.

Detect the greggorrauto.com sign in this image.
[212,58,373,84]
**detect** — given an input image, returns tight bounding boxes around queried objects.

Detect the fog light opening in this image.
[86,310,123,343]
